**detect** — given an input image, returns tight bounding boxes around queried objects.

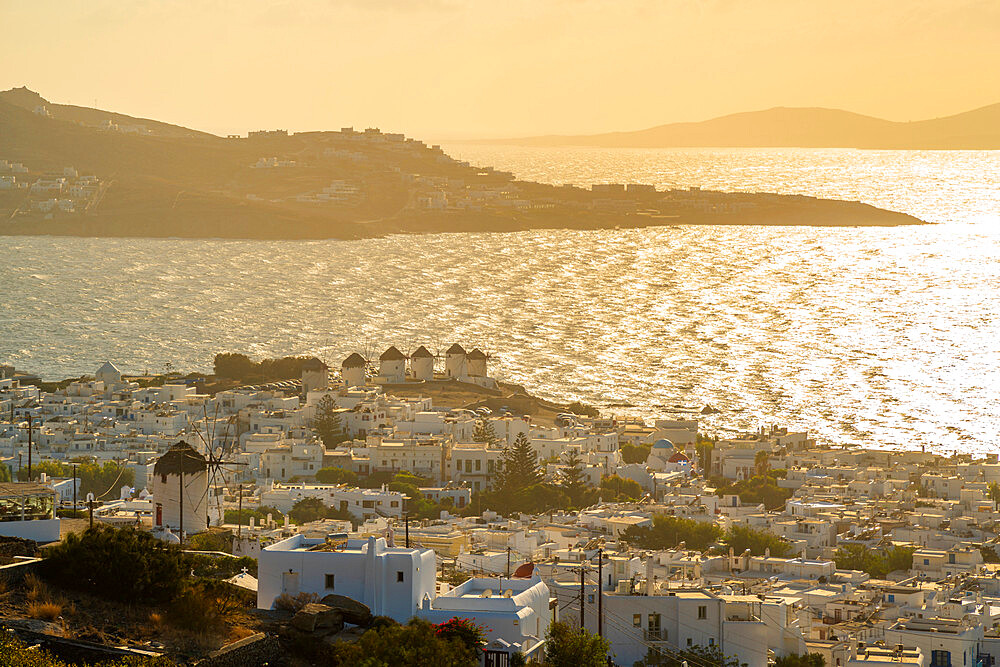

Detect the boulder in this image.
[291,603,343,633]
[320,594,373,627]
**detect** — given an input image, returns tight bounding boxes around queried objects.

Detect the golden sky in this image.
[1,0,997,138]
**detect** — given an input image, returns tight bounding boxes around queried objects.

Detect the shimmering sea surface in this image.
[2,147,998,451]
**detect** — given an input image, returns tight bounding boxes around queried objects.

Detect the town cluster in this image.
[0,159,103,217]
[1,350,997,667]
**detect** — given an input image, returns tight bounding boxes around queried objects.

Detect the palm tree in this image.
[988,482,1000,511]
[754,450,770,477]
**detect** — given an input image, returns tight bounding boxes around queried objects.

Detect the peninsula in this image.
[483,103,1000,149]
[0,87,923,241]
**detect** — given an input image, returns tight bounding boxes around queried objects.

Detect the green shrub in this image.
[40,525,187,604]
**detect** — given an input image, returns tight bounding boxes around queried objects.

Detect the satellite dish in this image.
[86,492,95,502]
[481,589,493,598]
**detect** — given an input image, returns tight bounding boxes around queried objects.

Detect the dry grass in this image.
[24,573,50,602]
[27,601,63,621]
[148,612,165,632]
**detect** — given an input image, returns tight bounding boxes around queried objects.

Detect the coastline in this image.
[0,198,926,242]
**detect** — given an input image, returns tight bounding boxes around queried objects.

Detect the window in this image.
[475,460,481,471]
[647,614,662,640]
[887,594,895,602]
[396,571,404,583]
[930,650,951,667]
[709,638,715,646]
[633,614,641,627]
[698,605,707,619]
[325,574,335,589]
[391,501,399,507]
[924,559,930,566]
[687,638,693,647]
[454,459,461,470]
[588,594,595,604]
[949,553,956,564]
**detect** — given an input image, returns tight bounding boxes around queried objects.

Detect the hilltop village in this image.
[1,349,999,667]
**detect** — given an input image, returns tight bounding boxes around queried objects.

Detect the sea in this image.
[1,146,998,452]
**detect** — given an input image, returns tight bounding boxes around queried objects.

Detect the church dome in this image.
[652,439,674,450]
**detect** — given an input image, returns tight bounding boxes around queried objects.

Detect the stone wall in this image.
[198,633,282,667]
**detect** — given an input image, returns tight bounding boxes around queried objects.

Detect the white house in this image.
[257,535,436,623]
[418,575,551,663]
[0,482,60,542]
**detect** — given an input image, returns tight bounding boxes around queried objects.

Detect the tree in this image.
[696,438,714,472]
[543,622,610,667]
[290,497,327,524]
[713,472,791,510]
[0,464,11,483]
[724,524,793,557]
[620,514,722,551]
[834,544,915,578]
[566,401,600,418]
[558,449,590,507]
[989,482,1000,511]
[635,644,741,667]
[40,525,188,604]
[315,466,358,485]
[497,432,542,492]
[310,393,347,448]
[754,450,770,477]
[323,618,479,666]
[472,419,501,447]
[620,443,651,464]
[213,352,256,380]
[18,460,133,499]
[224,505,284,526]
[600,475,643,502]
[774,653,826,667]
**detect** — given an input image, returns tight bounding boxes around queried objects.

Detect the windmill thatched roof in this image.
[379,346,407,361]
[411,346,434,359]
[153,441,207,476]
[342,353,367,368]
[446,344,466,355]
[301,357,327,371]
[467,348,488,360]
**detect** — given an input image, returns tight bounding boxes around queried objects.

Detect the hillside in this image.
[489,104,1000,149]
[0,88,925,238]
[0,86,213,139]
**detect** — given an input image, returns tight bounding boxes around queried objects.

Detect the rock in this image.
[320,594,373,627]
[291,603,343,633]
[6,619,63,635]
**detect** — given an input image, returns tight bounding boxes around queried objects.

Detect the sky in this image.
[1,0,998,139]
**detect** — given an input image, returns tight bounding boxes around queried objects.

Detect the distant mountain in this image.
[490,105,1000,149]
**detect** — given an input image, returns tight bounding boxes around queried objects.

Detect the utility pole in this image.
[26,414,32,481]
[405,513,410,548]
[72,464,77,512]
[179,467,184,546]
[506,546,511,578]
[597,548,604,639]
[580,566,586,630]
[237,484,243,538]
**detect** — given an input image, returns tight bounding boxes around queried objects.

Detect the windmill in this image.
[188,404,247,530]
